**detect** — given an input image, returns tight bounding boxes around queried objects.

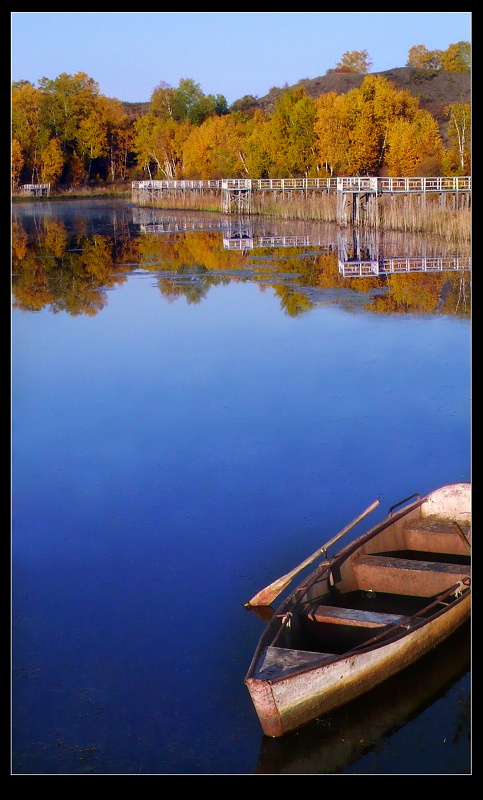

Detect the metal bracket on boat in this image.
[388,493,420,517]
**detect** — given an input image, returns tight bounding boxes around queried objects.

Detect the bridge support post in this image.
[221,187,252,214]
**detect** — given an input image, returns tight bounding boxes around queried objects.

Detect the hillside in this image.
[250,67,471,143]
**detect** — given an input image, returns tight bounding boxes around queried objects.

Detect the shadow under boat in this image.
[254,618,470,774]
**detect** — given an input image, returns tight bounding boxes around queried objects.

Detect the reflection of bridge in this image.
[132,210,471,276]
[223,234,335,251]
[132,176,471,221]
[338,256,471,277]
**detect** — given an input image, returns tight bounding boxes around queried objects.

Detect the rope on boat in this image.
[272,612,293,646]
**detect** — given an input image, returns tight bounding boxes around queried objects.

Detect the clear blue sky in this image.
[11,12,472,106]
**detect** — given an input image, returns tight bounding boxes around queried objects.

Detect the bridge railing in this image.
[132,176,471,194]
[20,183,51,196]
[375,176,471,193]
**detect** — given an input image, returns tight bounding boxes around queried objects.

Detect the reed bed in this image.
[133,187,472,243]
[250,191,471,242]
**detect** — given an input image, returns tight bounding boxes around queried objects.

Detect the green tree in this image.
[169,78,228,125]
[230,95,258,114]
[38,72,100,147]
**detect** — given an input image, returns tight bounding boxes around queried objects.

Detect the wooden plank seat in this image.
[403,516,471,556]
[306,605,407,628]
[353,554,471,597]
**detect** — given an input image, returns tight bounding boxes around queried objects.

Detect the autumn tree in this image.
[69,95,133,182]
[11,82,45,183]
[39,138,64,185]
[77,110,108,178]
[334,50,373,74]
[11,139,24,191]
[314,92,348,176]
[406,45,442,70]
[97,96,134,182]
[314,75,443,177]
[338,76,419,174]
[337,83,381,174]
[133,113,192,179]
[384,110,443,176]
[242,109,274,178]
[441,42,471,72]
[265,87,318,177]
[149,81,176,120]
[132,115,156,178]
[182,113,249,178]
[407,41,470,72]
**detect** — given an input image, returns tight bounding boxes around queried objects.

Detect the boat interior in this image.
[273,512,471,656]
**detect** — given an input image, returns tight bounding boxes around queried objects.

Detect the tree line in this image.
[11,43,471,191]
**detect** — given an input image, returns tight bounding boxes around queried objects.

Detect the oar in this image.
[244,499,380,608]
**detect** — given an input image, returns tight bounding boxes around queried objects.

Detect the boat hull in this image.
[246,595,469,737]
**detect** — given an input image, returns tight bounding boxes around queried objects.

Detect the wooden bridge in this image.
[132,176,471,222]
[20,183,50,197]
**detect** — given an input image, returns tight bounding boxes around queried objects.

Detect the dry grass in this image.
[133,188,470,242]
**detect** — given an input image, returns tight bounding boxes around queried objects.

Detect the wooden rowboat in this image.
[244,483,471,738]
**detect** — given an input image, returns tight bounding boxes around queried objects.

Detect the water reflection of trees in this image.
[11,214,470,319]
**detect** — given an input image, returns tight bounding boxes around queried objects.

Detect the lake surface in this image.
[11,199,471,774]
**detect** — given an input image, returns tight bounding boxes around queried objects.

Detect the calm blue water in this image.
[11,201,471,774]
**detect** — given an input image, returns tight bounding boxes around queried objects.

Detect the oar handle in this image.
[244,499,380,608]
[317,499,381,556]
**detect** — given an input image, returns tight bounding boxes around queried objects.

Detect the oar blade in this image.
[244,573,293,609]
